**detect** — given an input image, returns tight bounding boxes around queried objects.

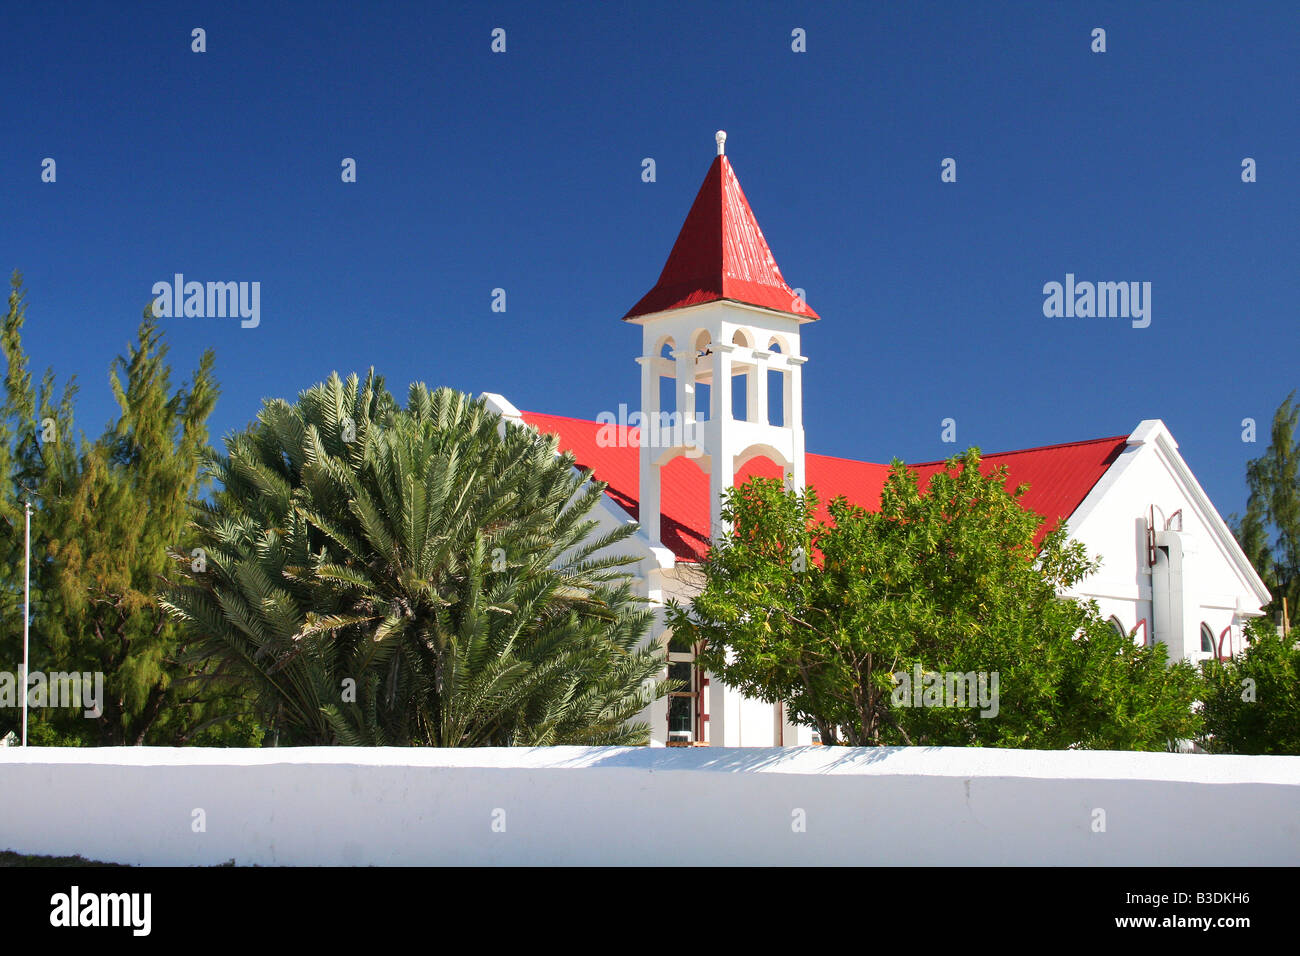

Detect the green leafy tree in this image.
[1236,392,1300,629]
[161,375,670,746]
[667,449,1202,749]
[1199,618,1300,754]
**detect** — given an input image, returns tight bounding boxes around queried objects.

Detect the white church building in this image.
[483,132,1270,747]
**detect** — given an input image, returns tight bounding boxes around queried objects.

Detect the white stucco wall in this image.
[1,746,1295,866]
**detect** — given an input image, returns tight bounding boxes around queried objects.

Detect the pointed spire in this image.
[623,133,819,322]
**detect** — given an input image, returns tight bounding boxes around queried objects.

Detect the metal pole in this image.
[22,499,31,746]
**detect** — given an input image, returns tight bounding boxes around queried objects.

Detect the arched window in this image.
[1200,623,1215,654]
[732,330,751,420]
[1108,617,1127,639]
[658,338,676,415]
[692,331,711,422]
[768,341,784,427]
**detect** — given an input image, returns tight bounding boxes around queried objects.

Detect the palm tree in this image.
[161,372,669,745]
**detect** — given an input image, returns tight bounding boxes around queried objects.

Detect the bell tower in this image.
[625,131,819,550]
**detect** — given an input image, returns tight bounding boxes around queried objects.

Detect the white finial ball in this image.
[715,130,727,156]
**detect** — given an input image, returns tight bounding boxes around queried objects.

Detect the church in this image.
[482,132,1271,747]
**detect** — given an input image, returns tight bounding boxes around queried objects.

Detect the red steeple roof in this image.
[624,143,819,321]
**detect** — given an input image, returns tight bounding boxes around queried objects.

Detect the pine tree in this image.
[1,275,259,744]
[1237,393,1300,630]
[0,273,33,660]
[0,271,78,739]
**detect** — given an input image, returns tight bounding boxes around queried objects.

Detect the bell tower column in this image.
[788,354,808,492]
[708,342,736,539]
[635,353,661,546]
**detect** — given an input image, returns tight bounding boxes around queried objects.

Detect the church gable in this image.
[1064,421,1270,640]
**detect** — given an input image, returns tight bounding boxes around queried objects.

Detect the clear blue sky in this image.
[3,0,1296,521]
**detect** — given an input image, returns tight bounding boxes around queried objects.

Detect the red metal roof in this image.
[907,438,1129,547]
[520,411,1127,563]
[623,155,820,322]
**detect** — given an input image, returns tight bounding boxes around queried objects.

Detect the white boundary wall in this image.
[2,746,1297,866]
